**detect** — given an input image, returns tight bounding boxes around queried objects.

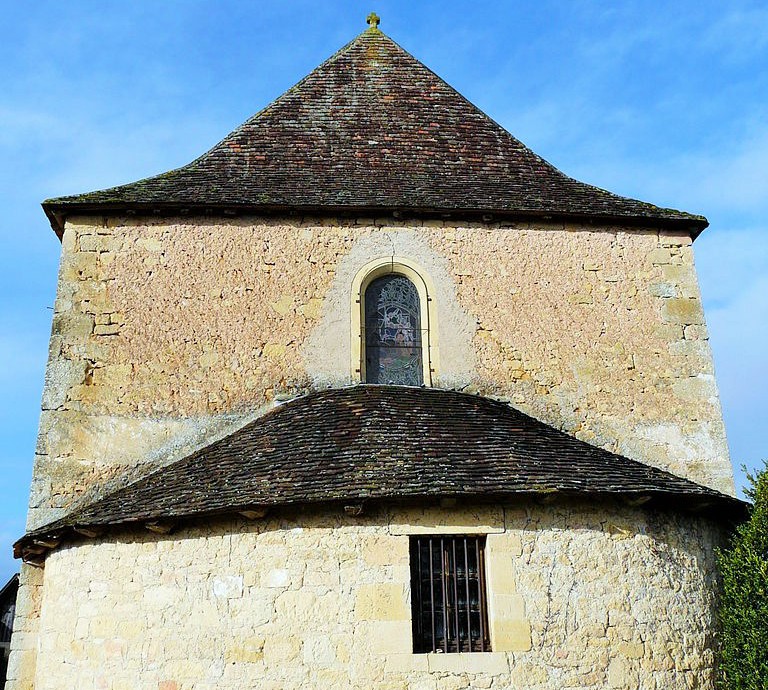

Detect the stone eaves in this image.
[42,27,708,238]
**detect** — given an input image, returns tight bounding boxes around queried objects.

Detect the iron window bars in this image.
[410,536,491,653]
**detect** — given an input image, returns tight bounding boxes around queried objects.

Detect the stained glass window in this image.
[364,275,424,386]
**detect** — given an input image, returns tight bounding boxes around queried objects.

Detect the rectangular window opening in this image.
[409,535,491,653]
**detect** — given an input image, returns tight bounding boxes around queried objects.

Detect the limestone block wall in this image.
[29,214,732,530]
[5,564,43,690]
[18,501,722,690]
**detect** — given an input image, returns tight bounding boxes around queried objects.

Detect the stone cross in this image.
[366,12,380,30]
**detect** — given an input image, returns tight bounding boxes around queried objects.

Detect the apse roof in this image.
[42,19,708,237]
[16,386,744,562]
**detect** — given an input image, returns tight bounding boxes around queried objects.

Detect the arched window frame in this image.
[351,257,439,386]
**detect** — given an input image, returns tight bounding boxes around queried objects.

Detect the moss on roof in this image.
[43,28,707,236]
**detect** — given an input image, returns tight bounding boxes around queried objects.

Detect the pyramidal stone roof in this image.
[16,386,743,562]
[43,21,707,237]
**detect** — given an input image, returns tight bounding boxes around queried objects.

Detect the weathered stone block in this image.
[369,620,412,654]
[355,584,409,621]
[426,651,508,674]
[662,264,695,285]
[51,312,93,339]
[363,535,409,566]
[137,237,163,252]
[647,248,673,265]
[493,619,532,651]
[275,589,318,621]
[649,282,677,298]
[384,653,429,673]
[389,505,504,535]
[509,662,549,685]
[262,635,301,664]
[659,230,692,247]
[270,294,294,316]
[92,363,132,387]
[303,298,324,320]
[672,375,717,402]
[212,575,244,599]
[262,343,286,359]
[684,324,709,340]
[485,553,516,595]
[93,323,120,336]
[61,252,98,281]
[492,593,526,620]
[568,282,594,304]
[302,635,337,667]
[608,657,629,687]
[79,235,116,253]
[264,568,290,588]
[618,641,645,658]
[662,298,705,325]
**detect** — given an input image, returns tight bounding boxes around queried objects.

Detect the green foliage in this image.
[717,462,768,689]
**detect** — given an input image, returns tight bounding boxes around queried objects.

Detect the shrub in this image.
[717,462,768,689]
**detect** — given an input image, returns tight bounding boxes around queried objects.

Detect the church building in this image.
[8,15,742,690]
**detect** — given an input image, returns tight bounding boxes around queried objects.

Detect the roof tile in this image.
[43,29,707,234]
[18,386,742,553]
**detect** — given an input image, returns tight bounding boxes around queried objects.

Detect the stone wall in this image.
[16,501,721,690]
[4,565,42,690]
[28,214,732,532]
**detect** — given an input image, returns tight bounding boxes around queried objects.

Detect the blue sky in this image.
[1,1,766,581]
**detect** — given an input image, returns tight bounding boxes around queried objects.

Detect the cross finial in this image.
[366,12,381,31]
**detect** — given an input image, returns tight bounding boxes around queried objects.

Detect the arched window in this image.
[364,274,423,386]
[351,257,437,386]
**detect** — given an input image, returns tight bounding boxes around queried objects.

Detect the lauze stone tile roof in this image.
[43,25,707,236]
[16,386,743,561]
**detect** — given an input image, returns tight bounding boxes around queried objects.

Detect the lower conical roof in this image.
[16,386,743,563]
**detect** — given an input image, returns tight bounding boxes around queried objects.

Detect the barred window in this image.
[363,274,424,386]
[410,536,491,653]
